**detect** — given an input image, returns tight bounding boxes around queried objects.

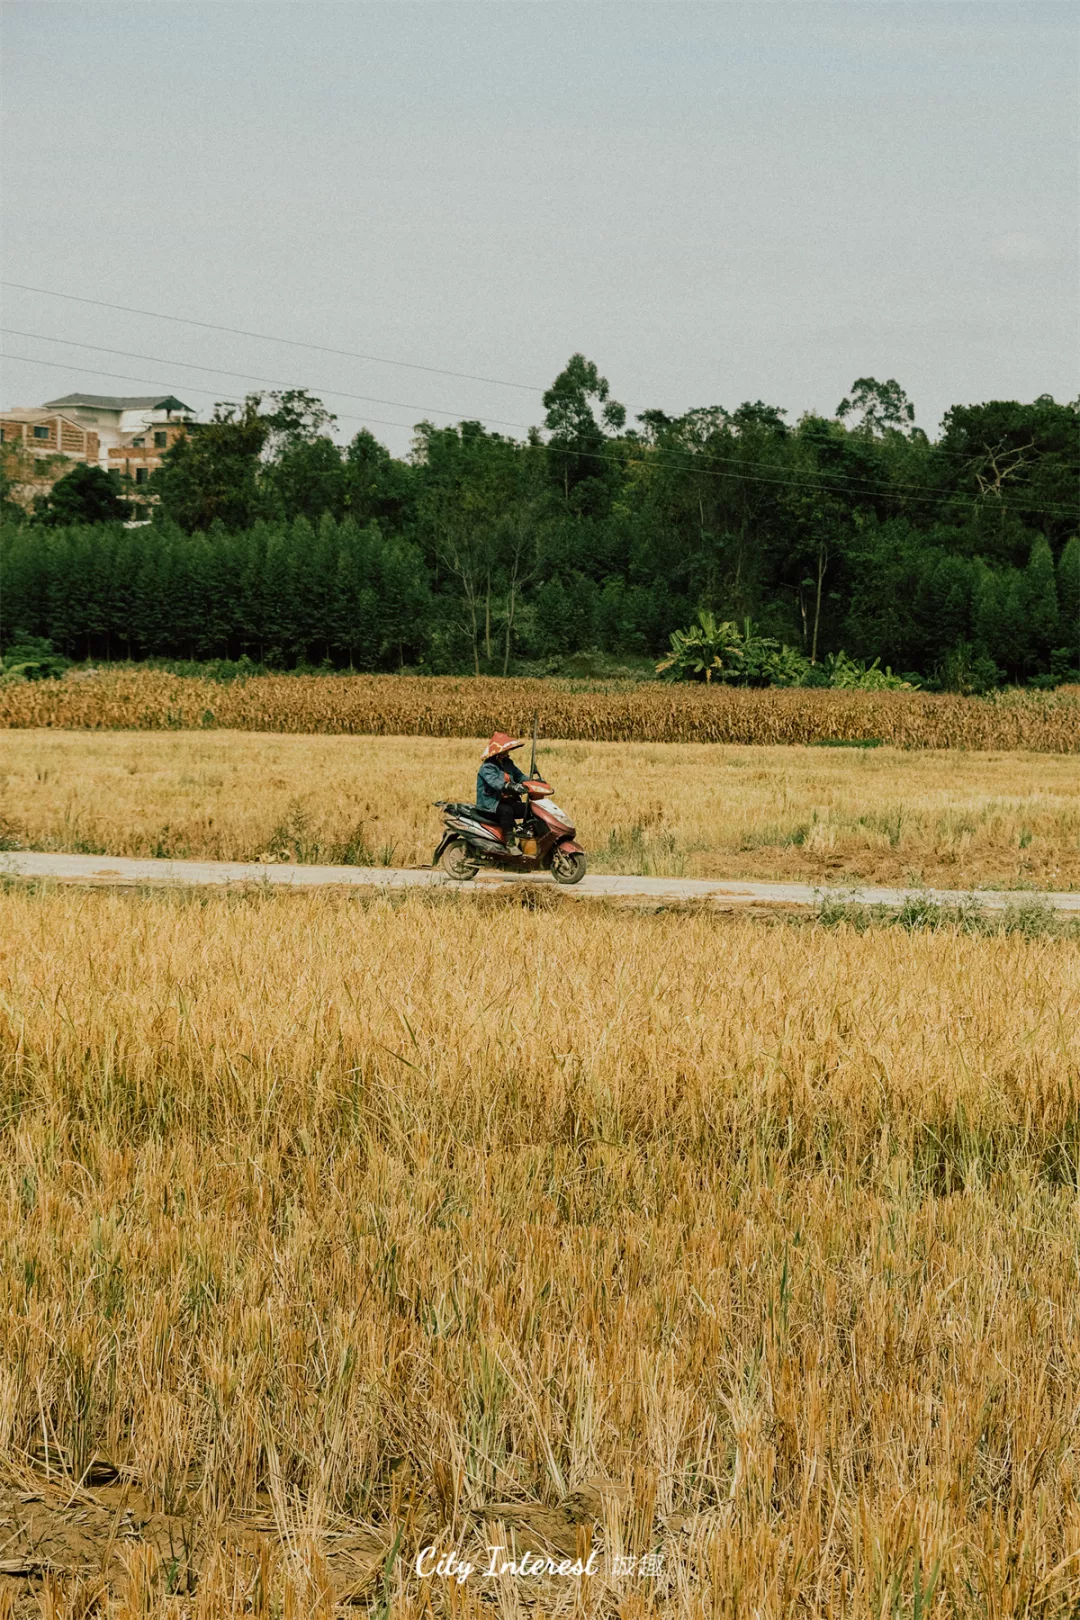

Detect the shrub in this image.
[656,613,810,686]
[0,636,71,684]
[657,617,918,690]
[822,652,917,691]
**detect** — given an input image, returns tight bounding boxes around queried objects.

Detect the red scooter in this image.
[432,720,587,885]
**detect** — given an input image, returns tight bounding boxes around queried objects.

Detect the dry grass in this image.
[3,729,1078,891]
[2,669,1078,751]
[1,882,1079,1615]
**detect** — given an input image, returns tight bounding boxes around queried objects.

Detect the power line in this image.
[7,330,1071,513]
[1,327,535,433]
[4,281,1070,473]
[11,324,1009,507]
[578,437,1079,517]
[0,352,421,437]
[3,349,1076,519]
[0,279,545,393]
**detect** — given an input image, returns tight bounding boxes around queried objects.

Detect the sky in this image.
[1,1,1076,453]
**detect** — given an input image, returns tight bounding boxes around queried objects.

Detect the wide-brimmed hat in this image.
[483,731,525,760]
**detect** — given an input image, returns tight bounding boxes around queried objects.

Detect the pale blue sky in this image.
[1,1,1076,451]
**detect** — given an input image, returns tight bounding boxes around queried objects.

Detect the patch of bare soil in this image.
[0,1472,640,1613]
[0,1474,389,1613]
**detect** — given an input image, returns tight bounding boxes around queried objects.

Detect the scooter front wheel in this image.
[439,838,480,881]
[550,849,587,885]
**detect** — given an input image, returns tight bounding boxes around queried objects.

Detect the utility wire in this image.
[0,352,421,438]
[1,327,535,433]
[7,329,1076,513]
[0,279,545,393]
[3,349,1076,519]
[5,277,1048,468]
[5,325,989,505]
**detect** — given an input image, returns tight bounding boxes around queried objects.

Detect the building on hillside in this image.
[1,392,196,505]
[0,408,101,466]
[42,394,195,466]
[106,418,191,486]
[0,409,103,504]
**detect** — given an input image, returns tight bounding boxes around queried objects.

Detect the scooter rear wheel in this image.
[440,839,480,881]
[550,849,587,885]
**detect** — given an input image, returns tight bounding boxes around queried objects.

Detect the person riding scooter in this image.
[432,719,588,884]
[477,731,528,844]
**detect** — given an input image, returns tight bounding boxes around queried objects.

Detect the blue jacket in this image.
[476,755,525,813]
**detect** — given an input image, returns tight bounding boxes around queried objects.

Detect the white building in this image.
[42,393,195,467]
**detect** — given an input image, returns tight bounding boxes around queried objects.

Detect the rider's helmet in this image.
[483,731,524,760]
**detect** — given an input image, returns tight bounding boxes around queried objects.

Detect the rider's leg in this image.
[497,800,525,843]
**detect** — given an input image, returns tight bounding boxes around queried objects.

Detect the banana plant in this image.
[657,612,811,686]
[655,611,746,683]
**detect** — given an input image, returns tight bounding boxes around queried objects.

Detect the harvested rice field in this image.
[2,728,1077,891]
[0,883,1078,1615]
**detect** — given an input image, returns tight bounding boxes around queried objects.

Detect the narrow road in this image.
[4,850,1078,912]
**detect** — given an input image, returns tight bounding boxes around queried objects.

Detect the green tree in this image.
[375,534,431,668]
[262,388,337,455]
[635,404,789,617]
[778,482,849,663]
[937,396,1079,549]
[343,429,415,528]
[543,354,626,507]
[973,564,1028,680]
[413,421,512,674]
[4,371,1076,686]
[260,390,344,525]
[836,378,915,436]
[265,437,346,522]
[533,576,571,657]
[152,396,269,532]
[1023,536,1059,661]
[33,464,129,527]
[0,525,40,648]
[0,468,27,527]
[1056,536,1079,660]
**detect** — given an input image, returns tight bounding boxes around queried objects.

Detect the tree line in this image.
[2,363,1077,687]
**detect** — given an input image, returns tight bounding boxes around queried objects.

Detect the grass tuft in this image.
[817,889,1077,937]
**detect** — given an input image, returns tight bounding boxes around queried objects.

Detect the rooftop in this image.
[43,393,194,413]
[1,407,92,424]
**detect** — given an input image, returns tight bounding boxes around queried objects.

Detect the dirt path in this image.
[4,850,1078,911]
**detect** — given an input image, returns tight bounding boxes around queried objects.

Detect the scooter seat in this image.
[444,801,500,825]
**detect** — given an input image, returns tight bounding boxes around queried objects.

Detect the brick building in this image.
[0,408,101,466]
[1,392,195,503]
[0,409,103,502]
[106,419,191,487]
[43,393,195,471]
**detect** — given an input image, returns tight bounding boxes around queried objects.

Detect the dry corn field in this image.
[3,730,1078,892]
[0,884,1078,1617]
[2,670,1078,752]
